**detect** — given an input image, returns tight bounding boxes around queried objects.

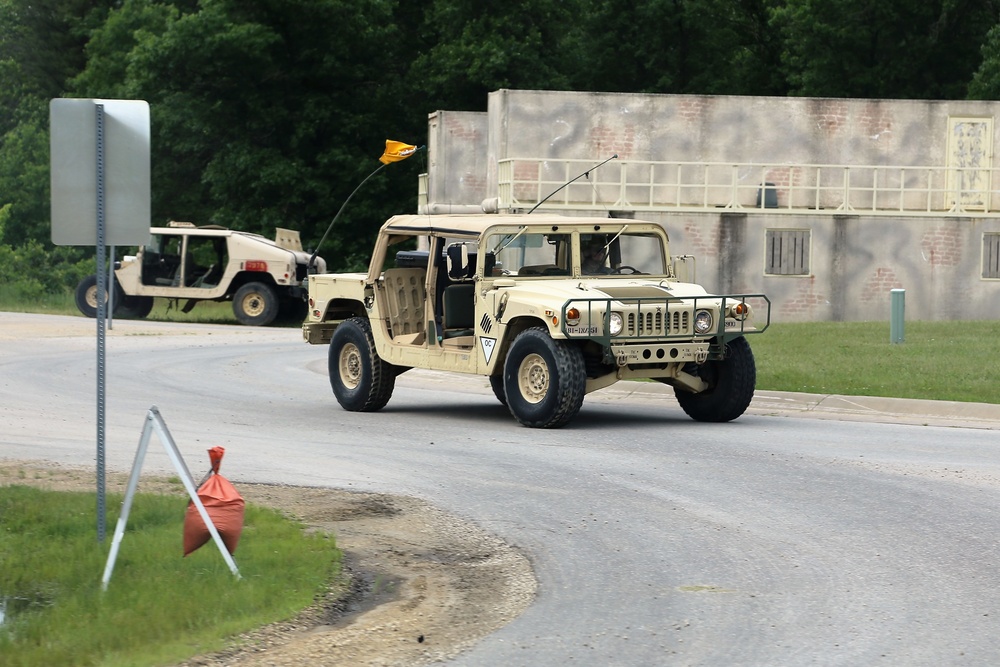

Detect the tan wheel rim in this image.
[338,342,362,390]
[517,353,549,404]
[85,285,101,309]
[240,292,265,318]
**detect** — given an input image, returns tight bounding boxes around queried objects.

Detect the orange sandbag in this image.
[184,446,245,556]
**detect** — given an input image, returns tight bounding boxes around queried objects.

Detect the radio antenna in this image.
[528,154,618,214]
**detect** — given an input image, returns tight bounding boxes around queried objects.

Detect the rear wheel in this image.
[233,282,278,326]
[503,327,585,428]
[674,336,756,422]
[74,275,123,318]
[278,297,308,322]
[328,317,395,412]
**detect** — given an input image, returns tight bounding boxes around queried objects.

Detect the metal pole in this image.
[890,288,905,344]
[95,103,107,542]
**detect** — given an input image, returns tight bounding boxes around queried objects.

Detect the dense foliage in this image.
[3,0,1000,294]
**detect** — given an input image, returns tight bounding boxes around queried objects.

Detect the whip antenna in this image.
[308,141,425,271]
[528,154,618,214]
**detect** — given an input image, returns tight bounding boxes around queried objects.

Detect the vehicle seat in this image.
[442,283,475,339]
[518,264,566,276]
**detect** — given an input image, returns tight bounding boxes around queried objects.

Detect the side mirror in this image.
[671,255,696,282]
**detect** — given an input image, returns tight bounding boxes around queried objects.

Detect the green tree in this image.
[567,0,786,96]
[408,0,583,111]
[775,0,1000,99]
[72,0,422,267]
[0,0,118,248]
[969,22,1000,99]
[0,110,50,246]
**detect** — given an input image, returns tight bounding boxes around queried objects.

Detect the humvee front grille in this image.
[627,309,690,336]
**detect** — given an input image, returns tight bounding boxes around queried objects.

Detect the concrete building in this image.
[417,89,1000,322]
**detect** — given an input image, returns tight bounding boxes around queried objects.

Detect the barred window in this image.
[765,229,810,276]
[984,233,1000,279]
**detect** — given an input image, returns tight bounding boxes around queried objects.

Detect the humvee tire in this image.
[674,336,756,423]
[328,317,396,412]
[503,327,586,428]
[233,281,279,326]
[279,298,308,322]
[75,275,123,318]
[119,295,154,319]
[489,375,507,406]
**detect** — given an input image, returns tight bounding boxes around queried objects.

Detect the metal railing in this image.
[497,158,1000,217]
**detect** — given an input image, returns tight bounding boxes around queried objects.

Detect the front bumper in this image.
[560,293,771,351]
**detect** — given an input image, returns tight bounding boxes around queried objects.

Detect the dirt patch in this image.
[0,461,536,666]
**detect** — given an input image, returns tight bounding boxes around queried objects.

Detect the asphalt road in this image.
[3,313,1000,666]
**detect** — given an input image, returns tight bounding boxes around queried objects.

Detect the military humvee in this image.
[303,214,770,428]
[75,222,327,326]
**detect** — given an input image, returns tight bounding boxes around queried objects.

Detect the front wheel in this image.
[233,282,278,326]
[503,327,586,428]
[119,295,154,319]
[489,375,507,406]
[328,317,395,412]
[674,336,756,422]
[74,275,123,318]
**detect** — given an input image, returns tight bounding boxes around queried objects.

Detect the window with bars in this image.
[984,233,1000,279]
[765,229,810,276]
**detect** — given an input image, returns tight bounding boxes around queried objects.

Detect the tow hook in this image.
[695,348,709,363]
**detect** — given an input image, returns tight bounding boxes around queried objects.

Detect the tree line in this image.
[3,0,1000,296]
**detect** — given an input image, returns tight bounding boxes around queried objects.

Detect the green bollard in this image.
[890,288,905,344]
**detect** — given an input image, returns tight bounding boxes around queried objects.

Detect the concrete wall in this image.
[485,89,998,169]
[424,111,489,213]
[424,90,1000,322]
[652,212,1000,323]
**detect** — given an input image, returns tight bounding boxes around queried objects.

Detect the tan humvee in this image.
[75,221,327,326]
[303,214,770,428]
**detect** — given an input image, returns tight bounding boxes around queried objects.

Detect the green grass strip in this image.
[751,320,1000,404]
[0,486,340,667]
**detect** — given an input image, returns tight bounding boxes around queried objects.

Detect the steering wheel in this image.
[613,265,642,275]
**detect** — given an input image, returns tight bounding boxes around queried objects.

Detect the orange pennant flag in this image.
[379,140,418,164]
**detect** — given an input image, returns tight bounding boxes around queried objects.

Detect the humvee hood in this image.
[503,279,711,301]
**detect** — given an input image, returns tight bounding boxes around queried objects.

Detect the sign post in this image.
[50,98,151,541]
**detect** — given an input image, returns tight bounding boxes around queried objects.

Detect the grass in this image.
[751,320,1000,404]
[0,484,341,667]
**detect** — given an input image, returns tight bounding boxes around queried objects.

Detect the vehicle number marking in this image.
[481,337,497,364]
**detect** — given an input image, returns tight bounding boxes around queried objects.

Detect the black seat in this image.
[442,283,475,338]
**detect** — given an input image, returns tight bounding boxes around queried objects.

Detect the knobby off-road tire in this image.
[278,297,308,323]
[503,327,586,428]
[119,295,154,319]
[233,281,279,326]
[74,275,123,318]
[489,375,508,406]
[328,317,395,412]
[674,336,756,423]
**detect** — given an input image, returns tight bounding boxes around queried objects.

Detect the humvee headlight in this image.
[694,309,713,334]
[608,311,624,336]
[566,307,581,325]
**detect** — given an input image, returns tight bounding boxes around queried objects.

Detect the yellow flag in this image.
[379,140,418,164]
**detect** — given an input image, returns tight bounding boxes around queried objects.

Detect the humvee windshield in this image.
[485,229,667,277]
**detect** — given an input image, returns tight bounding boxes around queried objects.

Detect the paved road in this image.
[3,313,1000,666]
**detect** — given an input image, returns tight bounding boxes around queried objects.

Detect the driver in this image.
[581,236,611,274]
